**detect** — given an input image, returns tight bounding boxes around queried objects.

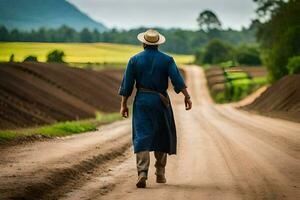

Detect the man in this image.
[119,29,192,188]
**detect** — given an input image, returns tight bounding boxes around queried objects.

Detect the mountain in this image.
[0,0,107,31]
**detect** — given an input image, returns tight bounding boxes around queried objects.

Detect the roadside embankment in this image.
[241,74,300,122]
[0,62,124,130]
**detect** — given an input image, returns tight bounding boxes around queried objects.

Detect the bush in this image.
[219,60,236,68]
[198,39,234,64]
[235,46,262,66]
[287,56,300,75]
[9,54,14,62]
[24,55,38,62]
[47,50,65,63]
[194,48,205,65]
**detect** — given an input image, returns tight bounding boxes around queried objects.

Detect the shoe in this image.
[156,174,166,183]
[136,176,147,188]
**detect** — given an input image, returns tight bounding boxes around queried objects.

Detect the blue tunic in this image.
[118,47,186,155]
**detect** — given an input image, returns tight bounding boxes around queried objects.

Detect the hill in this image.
[0,0,107,31]
[0,62,124,130]
[242,74,300,122]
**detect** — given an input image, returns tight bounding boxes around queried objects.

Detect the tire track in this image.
[12,135,131,200]
[0,120,132,200]
[193,108,282,199]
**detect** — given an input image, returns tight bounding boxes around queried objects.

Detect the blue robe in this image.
[118,47,186,155]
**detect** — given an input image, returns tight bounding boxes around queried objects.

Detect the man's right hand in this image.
[185,97,192,110]
[120,106,129,118]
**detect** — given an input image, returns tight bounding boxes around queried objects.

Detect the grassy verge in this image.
[0,112,122,141]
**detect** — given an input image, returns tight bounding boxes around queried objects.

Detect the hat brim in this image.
[137,32,166,45]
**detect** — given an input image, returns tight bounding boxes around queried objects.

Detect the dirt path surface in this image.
[97,66,300,200]
[0,120,132,199]
[1,66,299,200]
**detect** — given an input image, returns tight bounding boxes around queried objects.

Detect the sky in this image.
[68,0,257,30]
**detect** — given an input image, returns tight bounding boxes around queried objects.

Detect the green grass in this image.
[230,77,268,87]
[252,77,268,85]
[0,42,194,64]
[226,72,250,80]
[210,70,268,103]
[0,112,123,141]
[95,112,123,123]
[229,77,268,102]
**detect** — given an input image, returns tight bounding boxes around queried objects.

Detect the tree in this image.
[197,10,222,32]
[235,46,262,66]
[47,50,65,63]
[24,55,38,62]
[36,28,47,42]
[287,56,300,75]
[254,0,285,17]
[80,28,93,43]
[58,25,77,42]
[199,39,234,64]
[10,29,20,41]
[92,29,100,41]
[255,0,300,81]
[0,26,9,41]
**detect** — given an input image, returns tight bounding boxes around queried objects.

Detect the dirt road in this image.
[0,120,132,199]
[1,66,299,200]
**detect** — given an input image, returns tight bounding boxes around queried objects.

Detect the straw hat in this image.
[137,29,166,45]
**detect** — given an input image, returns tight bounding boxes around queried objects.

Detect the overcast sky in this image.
[68,0,257,30]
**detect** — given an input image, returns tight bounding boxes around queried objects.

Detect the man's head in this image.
[137,29,166,46]
[143,43,158,49]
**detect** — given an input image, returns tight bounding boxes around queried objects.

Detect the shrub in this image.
[219,60,236,68]
[47,50,65,63]
[24,55,38,62]
[199,39,234,64]
[235,46,262,66]
[9,54,14,62]
[287,56,300,75]
[194,48,205,65]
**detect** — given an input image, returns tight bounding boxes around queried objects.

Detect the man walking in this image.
[119,29,192,188]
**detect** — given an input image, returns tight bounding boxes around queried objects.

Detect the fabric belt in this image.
[138,87,170,108]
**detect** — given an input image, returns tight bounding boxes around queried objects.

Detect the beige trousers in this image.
[136,151,167,178]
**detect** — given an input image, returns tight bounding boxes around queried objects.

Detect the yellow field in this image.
[0,42,194,64]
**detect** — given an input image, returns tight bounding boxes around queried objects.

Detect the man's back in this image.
[131,47,172,93]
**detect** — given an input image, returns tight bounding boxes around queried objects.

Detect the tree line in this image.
[0,24,256,55]
[195,39,262,67]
